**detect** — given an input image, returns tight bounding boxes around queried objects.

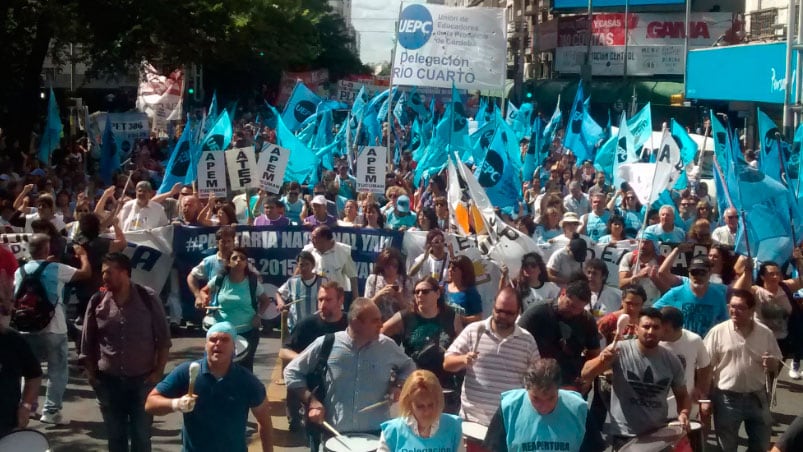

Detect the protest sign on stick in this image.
[197,151,227,197]
[256,143,290,194]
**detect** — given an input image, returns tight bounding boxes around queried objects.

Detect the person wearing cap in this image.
[303,194,337,227]
[81,252,171,452]
[551,211,593,247]
[641,205,685,243]
[385,194,417,231]
[547,233,589,287]
[653,255,728,338]
[146,321,274,452]
[563,181,590,216]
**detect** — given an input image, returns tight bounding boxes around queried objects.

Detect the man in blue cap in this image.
[145,322,274,452]
[385,194,417,231]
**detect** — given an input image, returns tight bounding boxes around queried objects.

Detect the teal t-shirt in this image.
[386,211,417,230]
[209,274,265,333]
[381,414,462,452]
[499,389,588,452]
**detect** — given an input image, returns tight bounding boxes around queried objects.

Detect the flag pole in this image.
[694,125,709,168]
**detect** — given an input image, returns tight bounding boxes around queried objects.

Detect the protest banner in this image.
[172,225,404,318]
[225,147,258,192]
[197,151,227,198]
[276,69,329,106]
[0,228,173,293]
[88,112,150,157]
[136,63,184,131]
[392,3,506,90]
[256,143,290,194]
[356,146,387,194]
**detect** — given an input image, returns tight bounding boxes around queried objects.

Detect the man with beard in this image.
[581,307,690,449]
[518,278,600,392]
[654,256,728,338]
[444,287,540,428]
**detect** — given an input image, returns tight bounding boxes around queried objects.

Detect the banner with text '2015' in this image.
[392,3,506,91]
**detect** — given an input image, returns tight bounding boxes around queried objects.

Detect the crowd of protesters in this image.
[1,107,803,452]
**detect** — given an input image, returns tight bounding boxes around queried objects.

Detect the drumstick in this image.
[321,421,351,450]
[358,399,390,413]
[282,298,304,307]
[188,362,200,397]
[473,323,486,353]
[612,313,631,348]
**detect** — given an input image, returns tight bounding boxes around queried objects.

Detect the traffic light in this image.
[188,87,195,95]
[525,91,533,99]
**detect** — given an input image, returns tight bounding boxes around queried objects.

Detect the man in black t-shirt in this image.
[0,310,43,437]
[517,278,600,392]
[278,281,348,431]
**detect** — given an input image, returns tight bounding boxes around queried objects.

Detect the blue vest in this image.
[499,389,588,452]
[381,414,462,452]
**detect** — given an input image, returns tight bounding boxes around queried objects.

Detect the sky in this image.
[352,0,425,65]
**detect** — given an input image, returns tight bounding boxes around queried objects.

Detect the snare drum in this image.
[324,433,380,452]
[463,421,489,452]
[618,424,686,452]
[0,429,50,452]
[233,335,249,363]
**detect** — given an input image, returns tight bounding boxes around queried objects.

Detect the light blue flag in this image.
[188,110,233,182]
[519,103,535,140]
[313,109,334,152]
[158,119,193,194]
[594,135,617,183]
[37,88,62,165]
[282,81,322,132]
[469,114,498,163]
[733,156,803,264]
[757,108,783,182]
[362,89,392,145]
[612,112,640,188]
[377,87,400,124]
[563,84,599,164]
[581,97,605,157]
[506,101,519,127]
[523,117,544,183]
[269,105,318,184]
[435,86,471,154]
[405,87,430,122]
[627,103,653,150]
[208,91,219,122]
[393,92,409,126]
[669,119,699,189]
[709,113,736,216]
[476,97,488,128]
[474,125,522,214]
[99,116,119,186]
[540,98,563,166]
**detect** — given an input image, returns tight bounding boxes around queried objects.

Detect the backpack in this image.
[11,262,54,332]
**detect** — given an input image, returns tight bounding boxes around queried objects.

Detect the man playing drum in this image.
[145,321,273,452]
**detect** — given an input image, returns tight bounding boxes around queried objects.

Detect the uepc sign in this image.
[398,4,433,50]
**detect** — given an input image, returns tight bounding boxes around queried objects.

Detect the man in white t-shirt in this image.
[14,234,91,424]
[117,181,169,232]
[659,306,711,418]
[10,189,66,233]
[302,225,359,304]
[711,207,738,246]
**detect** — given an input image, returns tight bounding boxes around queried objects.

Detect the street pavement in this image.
[26,329,803,451]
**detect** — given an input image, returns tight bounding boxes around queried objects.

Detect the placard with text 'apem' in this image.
[356,146,387,194]
[256,143,290,194]
[392,3,505,91]
[197,151,227,198]
[225,147,258,192]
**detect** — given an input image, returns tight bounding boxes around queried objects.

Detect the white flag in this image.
[655,129,683,190]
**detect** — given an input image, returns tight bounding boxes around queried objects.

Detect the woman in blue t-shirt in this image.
[446,255,483,323]
[204,247,269,372]
[379,370,462,452]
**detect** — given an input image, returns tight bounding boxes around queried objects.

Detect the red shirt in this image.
[0,246,18,279]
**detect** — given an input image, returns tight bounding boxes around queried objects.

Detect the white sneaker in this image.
[39,410,64,425]
[789,366,801,380]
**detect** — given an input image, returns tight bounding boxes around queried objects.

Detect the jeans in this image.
[94,372,154,452]
[24,332,68,412]
[712,389,772,452]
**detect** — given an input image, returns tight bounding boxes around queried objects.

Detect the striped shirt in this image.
[445,318,540,426]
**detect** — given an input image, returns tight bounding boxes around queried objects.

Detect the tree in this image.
[0,0,368,151]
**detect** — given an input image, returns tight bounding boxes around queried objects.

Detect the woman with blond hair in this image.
[378,370,462,452]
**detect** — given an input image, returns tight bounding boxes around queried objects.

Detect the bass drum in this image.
[0,429,50,452]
